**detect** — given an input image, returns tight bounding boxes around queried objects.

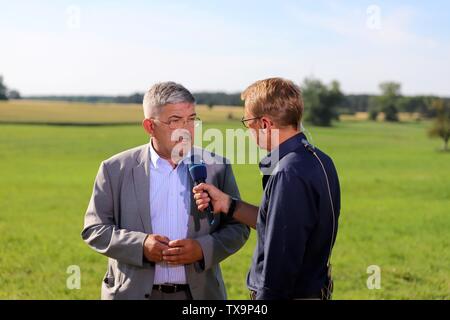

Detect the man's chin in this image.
[176,140,192,147]
[172,141,192,157]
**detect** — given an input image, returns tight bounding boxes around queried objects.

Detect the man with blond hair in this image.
[193,77,341,300]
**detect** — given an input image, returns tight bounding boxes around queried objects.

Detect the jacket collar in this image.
[259,132,307,175]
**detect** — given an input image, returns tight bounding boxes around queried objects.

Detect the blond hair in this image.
[241,77,304,128]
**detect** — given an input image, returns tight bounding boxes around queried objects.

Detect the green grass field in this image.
[0,101,449,299]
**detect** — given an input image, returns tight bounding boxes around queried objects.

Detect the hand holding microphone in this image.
[189,163,230,225]
[189,162,252,227]
[192,183,231,215]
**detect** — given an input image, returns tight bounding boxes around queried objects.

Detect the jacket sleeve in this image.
[81,161,149,267]
[195,163,250,271]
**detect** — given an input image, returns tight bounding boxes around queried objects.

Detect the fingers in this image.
[162,250,194,265]
[162,242,187,264]
[144,234,171,263]
[168,239,186,247]
[163,254,188,264]
[161,239,202,265]
[154,242,169,252]
[146,250,164,263]
[149,239,186,263]
[162,247,183,256]
[152,253,163,262]
[192,183,209,194]
[195,202,209,211]
[193,191,211,212]
[193,192,209,201]
[195,195,210,204]
[195,197,211,211]
[154,234,170,245]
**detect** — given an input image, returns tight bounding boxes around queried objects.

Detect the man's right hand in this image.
[192,183,231,214]
[143,234,170,262]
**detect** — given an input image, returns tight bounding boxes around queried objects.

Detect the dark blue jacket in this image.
[247,132,341,299]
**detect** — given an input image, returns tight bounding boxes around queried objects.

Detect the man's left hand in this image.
[162,239,204,265]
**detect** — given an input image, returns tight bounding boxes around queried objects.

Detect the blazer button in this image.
[144,293,150,299]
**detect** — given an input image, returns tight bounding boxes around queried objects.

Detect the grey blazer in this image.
[81,144,250,300]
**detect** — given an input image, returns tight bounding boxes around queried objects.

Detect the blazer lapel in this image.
[132,144,152,234]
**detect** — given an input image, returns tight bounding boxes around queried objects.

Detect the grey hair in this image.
[142,81,196,118]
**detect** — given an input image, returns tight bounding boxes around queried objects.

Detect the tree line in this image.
[0,75,21,100]
[22,82,449,120]
[2,73,448,150]
[300,78,449,150]
[24,92,244,107]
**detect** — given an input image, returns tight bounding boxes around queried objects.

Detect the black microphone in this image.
[301,138,316,154]
[188,162,215,226]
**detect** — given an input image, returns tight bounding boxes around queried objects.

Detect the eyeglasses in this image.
[152,117,201,130]
[241,116,261,128]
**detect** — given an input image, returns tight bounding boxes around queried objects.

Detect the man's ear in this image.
[260,117,273,129]
[142,118,154,135]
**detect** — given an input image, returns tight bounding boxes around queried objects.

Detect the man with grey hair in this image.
[82,81,249,300]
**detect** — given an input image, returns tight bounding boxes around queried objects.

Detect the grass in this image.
[0,101,449,299]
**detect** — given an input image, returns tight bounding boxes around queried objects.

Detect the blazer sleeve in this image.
[194,163,251,271]
[81,161,149,267]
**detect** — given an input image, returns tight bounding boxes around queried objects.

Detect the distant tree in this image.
[383,104,399,122]
[0,75,8,100]
[377,82,401,122]
[128,93,143,104]
[428,99,450,151]
[382,82,401,121]
[207,102,214,110]
[368,96,379,121]
[398,96,417,113]
[194,92,243,106]
[302,78,343,127]
[339,94,371,114]
[379,82,401,97]
[7,89,21,99]
[368,110,378,121]
[422,96,439,118]
[398,96,437,119]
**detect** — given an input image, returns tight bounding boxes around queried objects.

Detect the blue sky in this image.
[0,0,449,96]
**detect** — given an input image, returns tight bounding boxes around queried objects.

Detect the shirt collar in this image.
[259,132,307,174]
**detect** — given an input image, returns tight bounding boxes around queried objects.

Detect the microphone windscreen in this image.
[188,163,207,182]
